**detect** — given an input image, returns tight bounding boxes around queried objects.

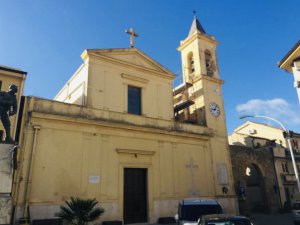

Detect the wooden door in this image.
[123,168,148,224]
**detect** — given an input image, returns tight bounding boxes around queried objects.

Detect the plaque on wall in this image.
[89,175,100,184]
[217,164,228,185]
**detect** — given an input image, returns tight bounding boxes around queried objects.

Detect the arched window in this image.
[205,50,214,76]
[187,52,195,75]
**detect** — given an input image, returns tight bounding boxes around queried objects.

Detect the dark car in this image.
[175,199,223,225]
[198,214,254,225]
[292,201,300,225]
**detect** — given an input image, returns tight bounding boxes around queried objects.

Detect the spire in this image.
[188,16,206,36]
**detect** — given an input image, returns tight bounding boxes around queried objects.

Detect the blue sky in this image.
[0,0,299,134]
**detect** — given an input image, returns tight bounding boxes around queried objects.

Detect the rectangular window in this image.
[282,162,288,173]
[128,86,141,115]
[293,139,299,149]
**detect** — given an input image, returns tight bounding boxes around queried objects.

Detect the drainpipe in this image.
[271,147,283,210]
[23,125,41,220]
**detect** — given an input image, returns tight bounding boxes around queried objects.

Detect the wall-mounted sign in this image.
[89,175,100,184]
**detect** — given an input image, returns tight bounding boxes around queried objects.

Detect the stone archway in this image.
[245,163,267,213]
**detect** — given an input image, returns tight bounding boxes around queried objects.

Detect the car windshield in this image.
[181,205,222,221]
[205,219,252,225]
[293,203,300,210]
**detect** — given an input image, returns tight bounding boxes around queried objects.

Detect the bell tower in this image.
[176,16,227,136]
[173,16,235,206]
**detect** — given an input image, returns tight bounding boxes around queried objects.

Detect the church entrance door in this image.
[123,168,148,224]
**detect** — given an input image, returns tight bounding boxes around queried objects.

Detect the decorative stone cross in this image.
[125,28,139,48]
[186,158,199,196]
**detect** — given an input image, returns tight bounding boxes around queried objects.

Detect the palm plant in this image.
[55,197,104,225]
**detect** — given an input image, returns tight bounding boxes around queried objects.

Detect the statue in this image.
[0,84,18,143]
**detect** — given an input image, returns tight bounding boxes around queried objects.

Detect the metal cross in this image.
[125,28,139,48]
[186,158,199,196]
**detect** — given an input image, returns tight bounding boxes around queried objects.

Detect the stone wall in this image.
[229,145,281,214]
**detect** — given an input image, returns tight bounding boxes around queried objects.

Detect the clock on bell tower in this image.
[172,15,235,203]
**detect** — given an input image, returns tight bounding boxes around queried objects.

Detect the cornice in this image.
[0,66,27,75]
[278,40,300,72]
[116,148,156,156]
[82,50,175,80]
[121,73,149,84]
[0,69,27,79]
[192,75,224,85]
[90,53,174,80]
[178,33,219,52]
[29,111,212,141]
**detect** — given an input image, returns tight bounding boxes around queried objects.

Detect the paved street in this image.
[251,213,293,225]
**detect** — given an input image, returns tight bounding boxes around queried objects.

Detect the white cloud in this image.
[236,98,300,128]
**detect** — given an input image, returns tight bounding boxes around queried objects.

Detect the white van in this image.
[175,199,223,225]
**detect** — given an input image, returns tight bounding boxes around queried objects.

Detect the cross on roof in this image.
[125,28,139,48]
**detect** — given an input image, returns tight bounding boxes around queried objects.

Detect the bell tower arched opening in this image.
[204,50,214,77]
[187,52,195,77]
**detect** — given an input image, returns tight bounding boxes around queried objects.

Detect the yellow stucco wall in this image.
[55,49,175,121]
[12,97,237,222]
[54,63,88,105]
[229,121,288,147]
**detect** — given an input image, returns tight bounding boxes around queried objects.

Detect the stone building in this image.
[229,145,281,214]
[229,121,300,212]
[9,17,238,224]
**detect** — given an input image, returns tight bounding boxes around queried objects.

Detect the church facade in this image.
[11,17,237,224]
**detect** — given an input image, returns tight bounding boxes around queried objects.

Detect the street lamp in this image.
[239,115,300,193]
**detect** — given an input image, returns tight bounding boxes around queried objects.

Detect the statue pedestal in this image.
[0,144,16,225]
[0,195,12,225]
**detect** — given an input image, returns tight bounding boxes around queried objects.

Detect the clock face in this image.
[209,102,220,117]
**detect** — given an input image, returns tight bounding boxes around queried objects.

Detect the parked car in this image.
[175,199,223,225]
[292,201,300,225]
[198,214,254,225]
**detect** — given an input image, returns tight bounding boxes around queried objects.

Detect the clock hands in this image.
[210,103,220,117]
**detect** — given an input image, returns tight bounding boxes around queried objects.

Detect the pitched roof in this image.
[188,16,206,36]
[278,40,300,73]
[83,48,175,77]
[0,65,27,75]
